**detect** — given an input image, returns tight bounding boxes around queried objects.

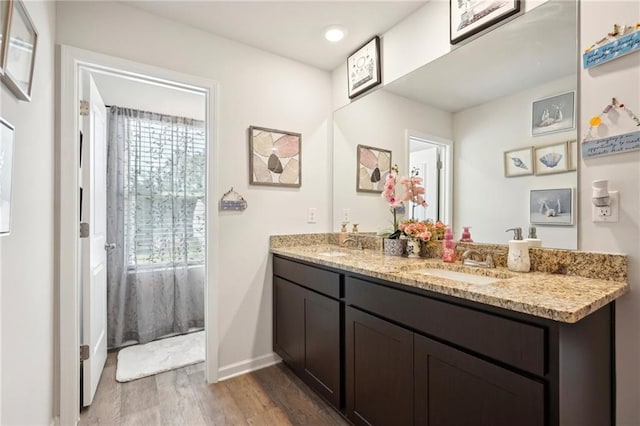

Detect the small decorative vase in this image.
[384,238,406,257]
[406,239,420,258]
[420,241,440,258]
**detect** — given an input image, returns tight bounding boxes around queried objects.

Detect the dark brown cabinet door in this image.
[303,289,341,408]
[274,277,305,369]
[346,307,413,426]
[415,334,545,426]
[274,276,342,409]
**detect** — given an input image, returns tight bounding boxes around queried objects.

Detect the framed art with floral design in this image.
[347,36,381,99]
[249,126,301,187]
[357,144,391,193]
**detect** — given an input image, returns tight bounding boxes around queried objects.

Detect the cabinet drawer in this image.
[346,276,546,376]
[273,256,341,298]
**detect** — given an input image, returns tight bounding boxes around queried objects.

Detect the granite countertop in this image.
[271,243,629,324]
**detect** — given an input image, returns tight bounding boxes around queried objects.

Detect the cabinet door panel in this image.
[346,307,413,426]
[415,334,544,426]
[304,290,341,408]
[274,277,305,369]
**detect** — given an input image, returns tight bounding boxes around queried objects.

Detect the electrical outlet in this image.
[342,208,350,223]
[592,191,619,223]
[308,208,317,224]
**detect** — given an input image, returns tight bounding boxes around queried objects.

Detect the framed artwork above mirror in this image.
[347,36,381,99]
[450,0,520,45]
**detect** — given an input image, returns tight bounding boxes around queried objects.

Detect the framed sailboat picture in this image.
[356,144,391,193]
[532,91,575,136]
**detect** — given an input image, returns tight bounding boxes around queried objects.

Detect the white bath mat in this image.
[116,331,205,382]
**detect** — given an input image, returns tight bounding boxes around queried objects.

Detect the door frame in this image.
[58,44,220,425]
[405,129,454,228]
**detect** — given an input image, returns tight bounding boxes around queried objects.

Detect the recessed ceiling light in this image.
[324,26,346,42]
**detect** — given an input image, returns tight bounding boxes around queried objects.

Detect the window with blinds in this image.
[123,113,205,267]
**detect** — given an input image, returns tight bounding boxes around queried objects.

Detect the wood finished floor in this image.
[80,352,349,425]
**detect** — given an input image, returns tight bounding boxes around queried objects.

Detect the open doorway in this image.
[406,131,453,227]
[58,46,219,425]
[79,69,208,407]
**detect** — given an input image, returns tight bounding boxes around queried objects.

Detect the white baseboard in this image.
[218,352,282,381]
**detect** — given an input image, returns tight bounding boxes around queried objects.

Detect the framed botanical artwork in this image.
[531,91,575,136]
[0,117,15,235]
[567,140,578,171]
[356,144,391,193]
[450,0,521,45]
[534,142,569,175]
[504,146,533,177]
[530,188,573,226]
[249,126,301,188]
[347,36,381,99]
[1,0,38,101]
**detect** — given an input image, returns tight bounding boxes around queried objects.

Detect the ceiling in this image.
[125,1,427,71]
[384,0,577,112]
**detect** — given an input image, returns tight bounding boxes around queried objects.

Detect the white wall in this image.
[579,2,640,424]
[56,0,332,377]
[0,1,56,425]
[453,75,577,248]
[92,73,206,121]
[332,89,452,232]
[331,0,553,110]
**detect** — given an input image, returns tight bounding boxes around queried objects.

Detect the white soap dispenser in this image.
[505,228,530,272]
[525,226,542,248]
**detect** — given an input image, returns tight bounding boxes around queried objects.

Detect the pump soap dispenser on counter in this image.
[442,227,456,263]
[526,227,542,248]
[459,226,473,242]
[505,227,530,272]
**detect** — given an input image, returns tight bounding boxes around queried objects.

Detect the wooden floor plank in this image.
[80,354,348,426]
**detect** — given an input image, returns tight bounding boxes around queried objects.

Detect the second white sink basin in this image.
[417,268,500,285]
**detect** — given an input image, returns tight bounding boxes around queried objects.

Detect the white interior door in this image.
[81,71,108,406]
[409,142,440,222]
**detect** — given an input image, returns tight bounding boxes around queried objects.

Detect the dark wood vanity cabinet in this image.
[273,257,342,409]
[273,254,614,426]
[414,334,544,426]
[346,306,414,426]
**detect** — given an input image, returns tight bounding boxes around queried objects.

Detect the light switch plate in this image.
[308,208,317,224]
[592,191,619,223]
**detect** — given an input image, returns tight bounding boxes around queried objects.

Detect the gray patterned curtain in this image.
[106,106,205,348]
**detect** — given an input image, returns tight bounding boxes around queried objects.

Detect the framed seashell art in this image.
[504,146,533,177]
[249,126,301,187]
[534,142,569,175]
[356,144,392,193]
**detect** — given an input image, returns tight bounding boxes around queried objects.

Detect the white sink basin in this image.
[317,251,348,258]
[417,268,500,285]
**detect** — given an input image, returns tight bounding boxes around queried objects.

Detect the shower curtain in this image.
[106,106,205,348]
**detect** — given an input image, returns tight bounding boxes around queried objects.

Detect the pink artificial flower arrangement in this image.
[398,220,432,242]
[381,165,403,238]
[381,165,429,239]
[400,167,427,218]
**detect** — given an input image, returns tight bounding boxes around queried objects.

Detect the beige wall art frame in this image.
[249,125,301,187]
[357,144,391,193]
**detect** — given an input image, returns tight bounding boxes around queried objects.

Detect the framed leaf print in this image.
[249,126,301,187]
[357,144,391,193]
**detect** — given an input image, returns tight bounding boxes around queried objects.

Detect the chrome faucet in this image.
[342,236,363,250]
[461,249,495,268]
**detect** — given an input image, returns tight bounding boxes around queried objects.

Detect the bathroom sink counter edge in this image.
[270,243,629,323]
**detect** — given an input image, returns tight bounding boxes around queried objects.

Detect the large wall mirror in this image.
[332,0,578,250]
